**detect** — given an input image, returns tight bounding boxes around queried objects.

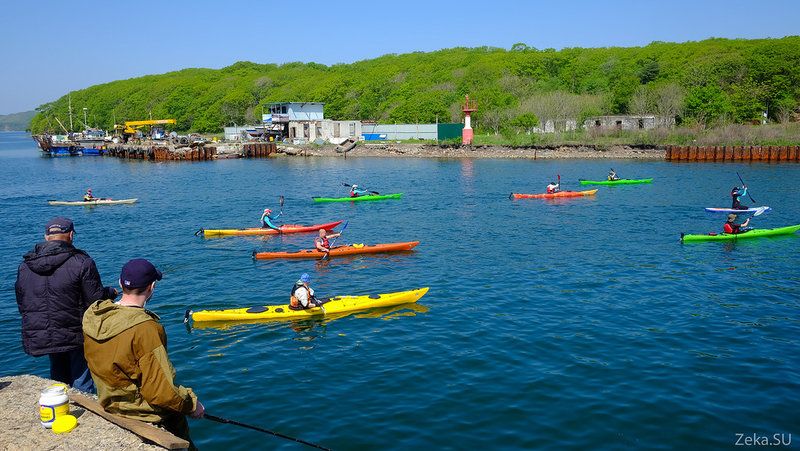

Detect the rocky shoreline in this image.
[0,375,171,450]
[276,142,666,159]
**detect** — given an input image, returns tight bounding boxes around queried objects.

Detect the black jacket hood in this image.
[22,240,87,276]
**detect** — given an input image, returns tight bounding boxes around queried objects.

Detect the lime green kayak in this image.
[579,178,652,185]
[312,193,403,202]
[681,224,800,242]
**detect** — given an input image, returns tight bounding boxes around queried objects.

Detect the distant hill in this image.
[27,37,800,134]
[0,111,36,131]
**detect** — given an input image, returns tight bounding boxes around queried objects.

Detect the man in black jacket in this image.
[15,217,117,392]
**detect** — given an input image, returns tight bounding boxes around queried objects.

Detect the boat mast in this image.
[68,94,73,132]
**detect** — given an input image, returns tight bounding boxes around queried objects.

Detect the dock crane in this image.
[113,119,177,141]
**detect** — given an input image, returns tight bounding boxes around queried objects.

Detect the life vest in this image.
[731,188,738,198]
[315,236,329,249]
[84,194,93,201]
[350,188,357,197]
[723,222,734,234]
[546,185,557,194]
[290,283,308,308]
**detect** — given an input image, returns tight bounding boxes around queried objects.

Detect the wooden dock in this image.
[103,142,276,161]
[665,145,799,162]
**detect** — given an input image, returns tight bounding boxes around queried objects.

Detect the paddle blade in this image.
[753,206,768,216]
[279,196,284,207]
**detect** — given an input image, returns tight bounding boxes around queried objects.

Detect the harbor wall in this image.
[104,142,276,161]
[665,145,799,162]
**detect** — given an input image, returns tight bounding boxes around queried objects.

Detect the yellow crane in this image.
[113,119,176,141]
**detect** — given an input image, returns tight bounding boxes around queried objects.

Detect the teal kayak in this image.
[313,193,403,202]
[579,178,652,185]
[681,224,800,242]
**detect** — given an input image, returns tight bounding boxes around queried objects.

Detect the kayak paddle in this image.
[342,183,379,195]
[736,171,756,203]
[321,220,348,260]
[204,413,331,450]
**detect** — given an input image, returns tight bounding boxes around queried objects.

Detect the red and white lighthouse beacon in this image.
[461,94,478,145]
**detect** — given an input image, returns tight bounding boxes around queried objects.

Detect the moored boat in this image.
[579,178,652,185]
[189,287,429,322]
[48,198,137,206]
[313,193,403,202]
[510,189,598,199]
[681,224,800,242]
[253,241,419,260]
[198,220,343,237]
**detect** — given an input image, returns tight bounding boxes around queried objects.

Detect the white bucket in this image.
[39,384,69,428]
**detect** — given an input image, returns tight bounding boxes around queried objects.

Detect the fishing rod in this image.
[204,413,332,450]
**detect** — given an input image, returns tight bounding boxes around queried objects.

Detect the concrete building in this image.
[584,115,675,130]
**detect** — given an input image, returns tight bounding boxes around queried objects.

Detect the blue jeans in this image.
[48,349,95,393]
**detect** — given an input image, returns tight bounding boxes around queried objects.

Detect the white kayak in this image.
[704,206,770,214]
[48,198,138,206]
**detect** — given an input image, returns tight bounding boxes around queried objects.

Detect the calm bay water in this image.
[1,131,798,450]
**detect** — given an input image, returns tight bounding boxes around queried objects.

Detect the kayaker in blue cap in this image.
[290,273,322,309]
[731,185,748,210]
[350,184,368,198]
[260,208,282,231]
[724,213,750,234]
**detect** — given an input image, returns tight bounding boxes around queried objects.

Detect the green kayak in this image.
[681,224,800,242]
[579,178,653,185]
[312,193,403,202]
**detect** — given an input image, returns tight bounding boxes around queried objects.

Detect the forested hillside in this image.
[0,111,36,132]
[28,37,800,135]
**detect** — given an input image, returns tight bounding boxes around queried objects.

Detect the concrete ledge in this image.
[0,375,186,450]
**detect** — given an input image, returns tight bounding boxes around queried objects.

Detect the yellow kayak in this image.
[190,288,429,322]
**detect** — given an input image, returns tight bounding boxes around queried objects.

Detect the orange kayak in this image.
[253,241,420,260]
[510,190,598,199]
[199,220,343,237]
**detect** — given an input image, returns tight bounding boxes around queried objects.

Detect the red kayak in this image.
[253,241,420,260]
[510,189,598,199]
[198,220,344,237]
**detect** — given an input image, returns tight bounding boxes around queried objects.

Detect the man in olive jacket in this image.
[15,217,117,392]
[83,258,204,449]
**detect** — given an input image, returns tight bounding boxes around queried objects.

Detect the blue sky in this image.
[1,0,798,115]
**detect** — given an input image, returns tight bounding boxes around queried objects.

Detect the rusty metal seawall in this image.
[665,145,800,162]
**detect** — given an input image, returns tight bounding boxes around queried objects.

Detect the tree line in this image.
[27,36,800,135]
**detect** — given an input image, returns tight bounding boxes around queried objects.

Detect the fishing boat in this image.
[48,198,137,206]
[509,190,598,199]
[253,241,419,260]
[189,287,429,322]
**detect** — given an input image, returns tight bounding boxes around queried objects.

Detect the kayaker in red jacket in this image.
[314,229,341,252]
[724,213,750,234]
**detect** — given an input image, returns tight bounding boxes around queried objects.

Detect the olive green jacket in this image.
[82,299,197,423]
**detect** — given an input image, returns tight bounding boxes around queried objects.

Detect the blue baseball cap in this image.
[45,217,75,235]
[300,273,310,284]
[120,259,163,289]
